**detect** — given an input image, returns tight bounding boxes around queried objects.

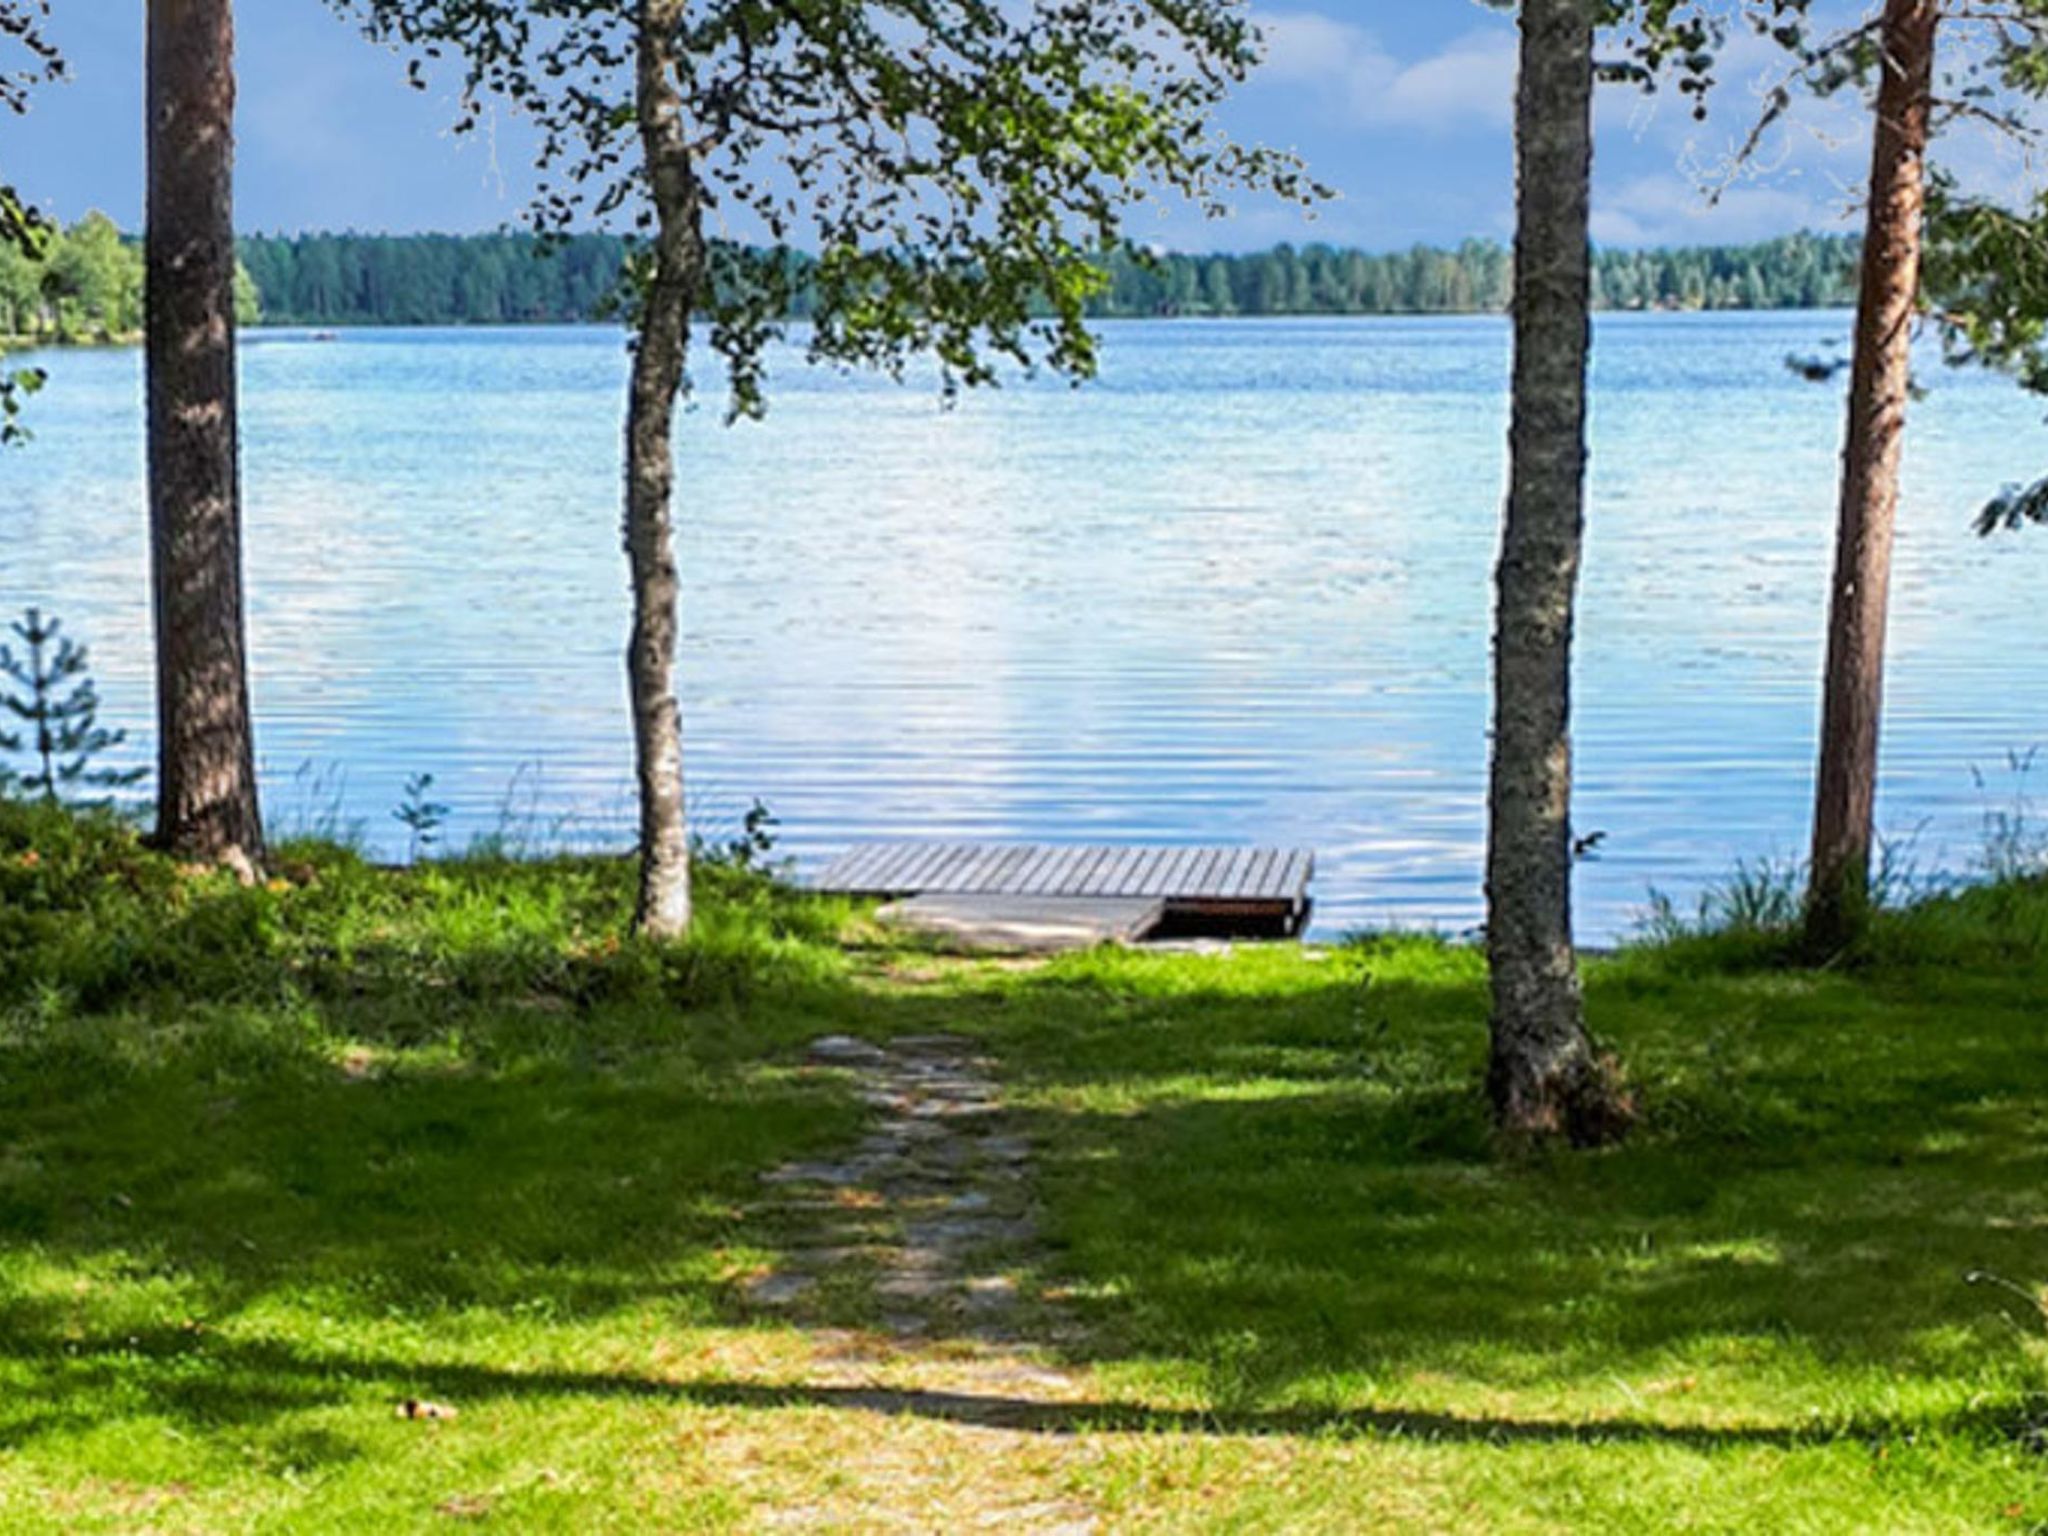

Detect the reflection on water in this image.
[3,315,2044,940]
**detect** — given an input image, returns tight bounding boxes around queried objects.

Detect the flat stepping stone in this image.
[903,1217,1002,1250]
[876,1272,956,1301]
[745,1272,816,1306]
[808,1035,889,1066]
[760,1161,867,1187]
[743,1029,1080,1345]
[876,894,1165,954]
[793,1246,884,1267]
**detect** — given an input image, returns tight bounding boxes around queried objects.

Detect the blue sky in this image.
[7,3,1892,251]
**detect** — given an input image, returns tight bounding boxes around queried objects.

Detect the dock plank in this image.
[1216,847,1251,899]
[857,844,918,891]
[986,846,1027,893]
[1154,847,1197,896]
[1082,846,1127,897]
[1130,847,1169,894]
[815,848,866,889]
[1008,845,1058,896]
[1271,849,1301,900]
[817,838,1315,935]
[985,845,1038,893]
[1068,846,1112,897]
[1018,846,1075,897]
[823,845,895,891]
[953,845,1009,891]
[902,844,963,891]
[1101,847,1145,896]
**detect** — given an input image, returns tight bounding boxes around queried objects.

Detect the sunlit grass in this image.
[3,795,2048,1528]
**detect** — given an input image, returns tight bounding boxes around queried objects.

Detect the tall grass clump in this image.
[1636,855,1809,971]
[0,793,855,1050]
[1974,748,2048,883]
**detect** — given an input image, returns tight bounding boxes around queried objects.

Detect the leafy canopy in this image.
[1718,0,2048,532]
[1472,0,1823,114]
[1,0,60,445]
[0,0,58,260]
[1593,0,2048,532]
[327,0,1323,414]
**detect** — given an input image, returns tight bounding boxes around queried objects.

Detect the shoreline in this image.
[0,301,1861,358]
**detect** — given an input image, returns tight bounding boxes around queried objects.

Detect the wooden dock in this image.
[815,842,1314,939]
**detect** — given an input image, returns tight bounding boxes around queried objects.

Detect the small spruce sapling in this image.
[392,772,450,863]
[726,798,780,872]
[0,607,145,803]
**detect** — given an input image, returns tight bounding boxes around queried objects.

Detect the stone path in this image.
[744,1034,1060,1342]
[730,1034,1116,1529]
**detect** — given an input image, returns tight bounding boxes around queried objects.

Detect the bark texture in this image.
[625,0,703,940]
[146,0,264,876]
[1805,0,1938,955]
[1487,0,1628,1146]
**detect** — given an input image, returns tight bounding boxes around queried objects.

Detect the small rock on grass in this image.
[395,1399,459,1421]
[808,1036,888,1066]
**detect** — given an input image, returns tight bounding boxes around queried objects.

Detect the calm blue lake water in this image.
[4,314,2044,940]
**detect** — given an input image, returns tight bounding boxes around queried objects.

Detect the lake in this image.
[4,314,2044,941]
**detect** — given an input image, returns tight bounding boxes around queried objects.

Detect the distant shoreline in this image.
[3,302,1859,358]
[5,225,1864,348]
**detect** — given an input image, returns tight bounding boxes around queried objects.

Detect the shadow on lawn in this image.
[946,957,2048,1402]
[0,926,2044,1448]
[0,1325,1870,1454]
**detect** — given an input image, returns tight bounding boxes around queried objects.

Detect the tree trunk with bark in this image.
[1805,0,1938,955]
[145,0,264,876]
[1486,0,1629,1146]
[624,0,703,940]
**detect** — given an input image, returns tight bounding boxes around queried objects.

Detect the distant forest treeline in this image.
[0,212,256,343]
[238,230,1864,326]
[5,222,1865,342]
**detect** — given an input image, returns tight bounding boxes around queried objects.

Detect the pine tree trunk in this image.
[1486,0,1628,1146]
[1805,0,1938,955]
[145,0,264,877]
[625,0,701,940]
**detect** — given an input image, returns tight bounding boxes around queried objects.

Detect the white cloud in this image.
[1380,32,1518,130]
[1254,10,1515,133]
[1243,2,2048,248]
[1587,20,1870,245]
[1590,176,1851,247]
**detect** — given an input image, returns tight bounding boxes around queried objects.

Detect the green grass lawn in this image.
[3,797,2048,1531]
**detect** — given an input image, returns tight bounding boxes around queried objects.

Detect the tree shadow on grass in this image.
[1,928,2045,1456]
[926,953,2048,1406]
[0,1324,1882,1455]
[0,991,865,1328]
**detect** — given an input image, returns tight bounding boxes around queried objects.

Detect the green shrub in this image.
[0,797,854,1027]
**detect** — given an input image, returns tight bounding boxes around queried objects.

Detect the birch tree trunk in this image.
[146,0,264,876]
[625,0,702,939]
[1805,0,1939,955]
[1486,0,1628,1145]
